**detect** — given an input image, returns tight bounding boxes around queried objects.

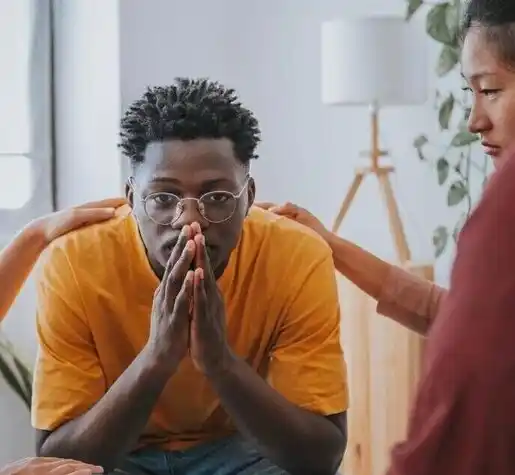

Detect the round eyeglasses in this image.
[130,176,250,225]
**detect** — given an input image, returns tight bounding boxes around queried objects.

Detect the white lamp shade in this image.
[321,16,427,107]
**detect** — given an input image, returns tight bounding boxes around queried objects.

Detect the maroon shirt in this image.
[387,152,515,474]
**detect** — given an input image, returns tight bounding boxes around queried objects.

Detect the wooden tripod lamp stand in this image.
[321,17,427,264]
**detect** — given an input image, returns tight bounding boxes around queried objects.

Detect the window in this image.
[0,0,53,232]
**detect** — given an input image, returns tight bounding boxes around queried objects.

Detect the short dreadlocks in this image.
[119,78,261,169]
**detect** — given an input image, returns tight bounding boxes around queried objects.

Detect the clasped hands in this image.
[147,223,232,377]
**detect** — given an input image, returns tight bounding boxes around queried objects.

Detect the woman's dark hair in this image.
[462,0,515,68]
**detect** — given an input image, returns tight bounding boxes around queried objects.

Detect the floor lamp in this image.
[322,17,427,475]
[321,17,427,263]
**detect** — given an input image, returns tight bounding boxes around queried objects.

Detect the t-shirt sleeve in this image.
[32,243,106,431]
[268,247,348,415]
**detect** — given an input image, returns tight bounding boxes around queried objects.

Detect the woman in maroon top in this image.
[265,0,515,472]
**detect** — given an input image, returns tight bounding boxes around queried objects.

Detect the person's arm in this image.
[325,233,446,335]
[256,202,446,336]
[0,224,47,321]
[387,153,515,475]
[0,198,125,322]
[206,247,348,475]
[33,243,176,471]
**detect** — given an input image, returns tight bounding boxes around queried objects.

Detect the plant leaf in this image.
[426,3,453,45]
[11,356,32,400]
[445,1,461,45]
[438,94,455,129]
[413,134,428,148]
[436,157,450,185]
[451,131,479,147]
[433,226,448,258]
[406,0,423,20]
[447,180,468,206]
[436,45,460,76]
[413,134,428,160]
[454,151,465,174]
[0,353,30,408]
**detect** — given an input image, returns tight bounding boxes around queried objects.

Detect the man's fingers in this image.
[190,221,202,236]
[194,233,205,272]
[172,270,194,320]
[193,267,207,322]
[155,227,188,302]
[164,239,195,306]
[193,233,216,290]
[167,225,192,270]
[155,225,192,307]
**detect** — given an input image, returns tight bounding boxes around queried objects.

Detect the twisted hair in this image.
[119,78,261,169]
[462,0,515,69]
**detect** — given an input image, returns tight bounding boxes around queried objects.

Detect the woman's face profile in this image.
[461,27,515,168]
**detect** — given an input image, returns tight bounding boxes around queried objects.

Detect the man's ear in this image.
[125,179,134,208]
[246,177,256,215]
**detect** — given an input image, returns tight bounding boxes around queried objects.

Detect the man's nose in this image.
[172,199,207,230]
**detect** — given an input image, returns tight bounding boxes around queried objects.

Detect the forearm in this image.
[325,232,391,300]
[0,224,47,321]
[325,232,441,336]
[210,355,345,475]
[377,266,446,335]
[38,347,174,470]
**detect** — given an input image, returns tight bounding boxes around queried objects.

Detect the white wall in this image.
[1,0,460,464]
[53,0,122,208]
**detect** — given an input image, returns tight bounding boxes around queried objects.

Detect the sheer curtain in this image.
[0,0,53,238]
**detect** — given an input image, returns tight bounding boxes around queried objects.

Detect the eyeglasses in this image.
[129,176,250,225]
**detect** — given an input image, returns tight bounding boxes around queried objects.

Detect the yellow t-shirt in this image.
[32,205,348,450]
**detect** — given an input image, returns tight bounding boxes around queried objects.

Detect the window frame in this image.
[0,0,54,238]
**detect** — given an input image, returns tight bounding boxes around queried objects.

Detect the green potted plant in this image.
[0,332,32,409]
[406,0,489,257]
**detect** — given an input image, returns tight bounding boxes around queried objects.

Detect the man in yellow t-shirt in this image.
[33,78,348,475]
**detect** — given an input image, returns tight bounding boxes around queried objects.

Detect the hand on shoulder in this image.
[0,457,103,475]
[254,201,330,241]
[26,197,127,245]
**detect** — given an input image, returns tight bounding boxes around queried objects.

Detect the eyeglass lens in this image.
[145,191,238,224]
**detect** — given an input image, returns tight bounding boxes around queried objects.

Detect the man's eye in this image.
[205,193,230,203]
[152,194,176,205]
